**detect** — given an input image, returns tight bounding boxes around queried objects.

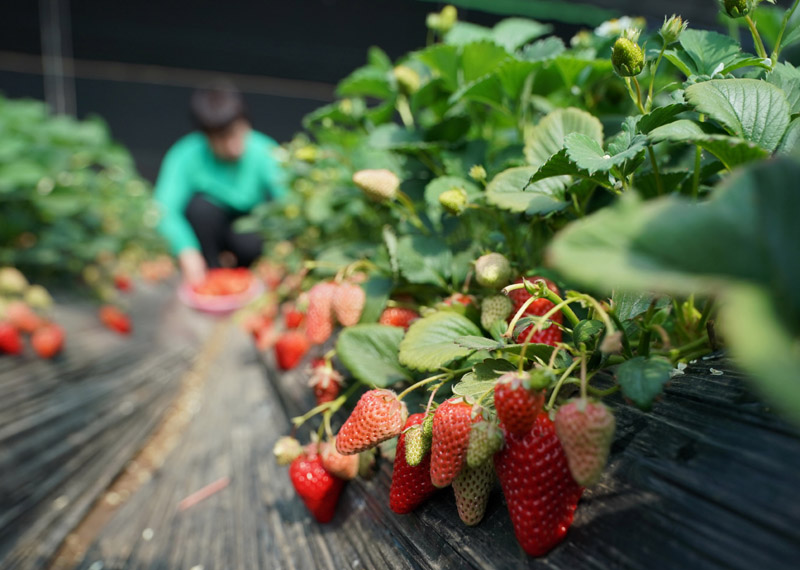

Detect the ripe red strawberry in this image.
[0,322,23,355]
[31,323,64,359]
[6,301,42,334]
[99,305,132,334]
[335,389,408,455]
[555,398,616,486]
[283,306,305,329]
[320,439,359,480]
[274,330,310,370]
[443,292,475,307]
[493,371,545,436]
[309,360,343,405]
[113,273,132,292]
[507,277,562,347]
[378,307,419,329]
[289,450,345,523]
[452,460,495,526]
[494,413,583,557]
[306,281,337,344]
[390,413,439,514]
[430,398,478,488]
[332,282,365,327]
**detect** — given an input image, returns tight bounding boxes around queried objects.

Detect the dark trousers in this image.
[184,194,263,268]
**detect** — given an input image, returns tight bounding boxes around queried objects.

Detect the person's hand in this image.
[178,249,207,286]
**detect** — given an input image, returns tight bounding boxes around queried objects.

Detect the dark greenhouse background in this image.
[0,0,726,181]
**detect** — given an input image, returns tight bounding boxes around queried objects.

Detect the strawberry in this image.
[493,371,545,436]
[430,398,478,488]
[24,285,53,310]
[480,295,512,331]
[390,413,439,514]
[309,360,343,405]
[283,305,304,329]
[273,436,303,465]
[305,281,337,344]
[113,273,132,292]
[452,460,495,526]
[6,301,42,334]
[403,424,430,467]
[320,439,359,480]
[439,187,468,215]
[474,253,512,289]
[289,451,345,523]
[274,331,310,370]
[335,389,408,455]
[332,282,365,327]
[555,398,616,486]
[442,292,474,307]
[379,307,419,329]
[254,325,278,351]
[241,313,271,337]
[494,413,583,557]
[466,420,503,469]
[352,169,400,202]
[507,277,562,347]
[31,323,64,359]
[99,305,131,335]
[0,267,28,294]
[0,322,23,355]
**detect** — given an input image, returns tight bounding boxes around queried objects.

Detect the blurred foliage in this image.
[0,95,165,280]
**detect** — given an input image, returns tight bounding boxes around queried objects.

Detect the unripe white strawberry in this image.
[332,282,366,327]
[475,253,512,289]
[439,188,468,215]
[353,169,400,202]
[273,436,303,465]
[480,294,513,330]
[555,398,616,486]
[0,267,28,295]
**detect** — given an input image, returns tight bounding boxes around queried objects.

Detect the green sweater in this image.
[153,130,288,255]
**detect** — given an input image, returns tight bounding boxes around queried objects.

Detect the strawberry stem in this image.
[546,358,581,411]
[579,348,588,401]
[587,384,620,397]
[396,373,449,401]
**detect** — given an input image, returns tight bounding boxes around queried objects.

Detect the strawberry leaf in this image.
[336,324,414,388]
[616,356,673,411]
[454,336,505,351]
[399,311,482,371]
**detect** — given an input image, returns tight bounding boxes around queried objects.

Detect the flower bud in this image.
[439,187,469,215]
[469,164,487,182]
[393,65,421,95]
[722,0,754,18]
[612,37,645,77]
[659,14,687,45]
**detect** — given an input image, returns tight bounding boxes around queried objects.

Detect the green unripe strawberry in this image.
[404,425,430,467]
[393,65,420,95]
[353,169,400,202]
[452,460,494,526]
[469,164,487,182]
[475,253,512,289]
[480,294,513,330]
[555,398,616,486]
[612,37,645,77]
[422,411,434,439]
[439,187,469,215]
[0,267,28,295]
[24,285,53,310]
[440,5,458,32]
[466,420,504,469]
[723,0,753,18]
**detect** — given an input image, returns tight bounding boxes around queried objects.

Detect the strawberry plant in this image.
[259,1,800,556]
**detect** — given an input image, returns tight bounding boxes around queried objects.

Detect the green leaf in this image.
[649,120,769,169]
[637,104,689,134]
[367,46,393,71]
[767,62,800,115]
[668,29,765,77]
[519,37,565,61]
[572,319,605,345]
[416,44,460,92]
[461,41,511,84]
[472,358,518,382]
[445,21,493,46]
[496,60,541,101]
[526,148,611,188]
[547,158,800,333]
[399,311,483,371]
[452,373,496,407]
[616,356,673,411]
[684,79,790,152]
[396,235,452,287]
[491,18,551,51]
[336,324,414,387]
[336,66,393,98]
[777,117,800,156]
[722,284,800,426]
[486,166,569,214]
[612,290,657,322]
[450,73,505,108]
[565,132,646,175]
[524,107,604,167]
[360,276,394,324]
[454,336,506,351]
